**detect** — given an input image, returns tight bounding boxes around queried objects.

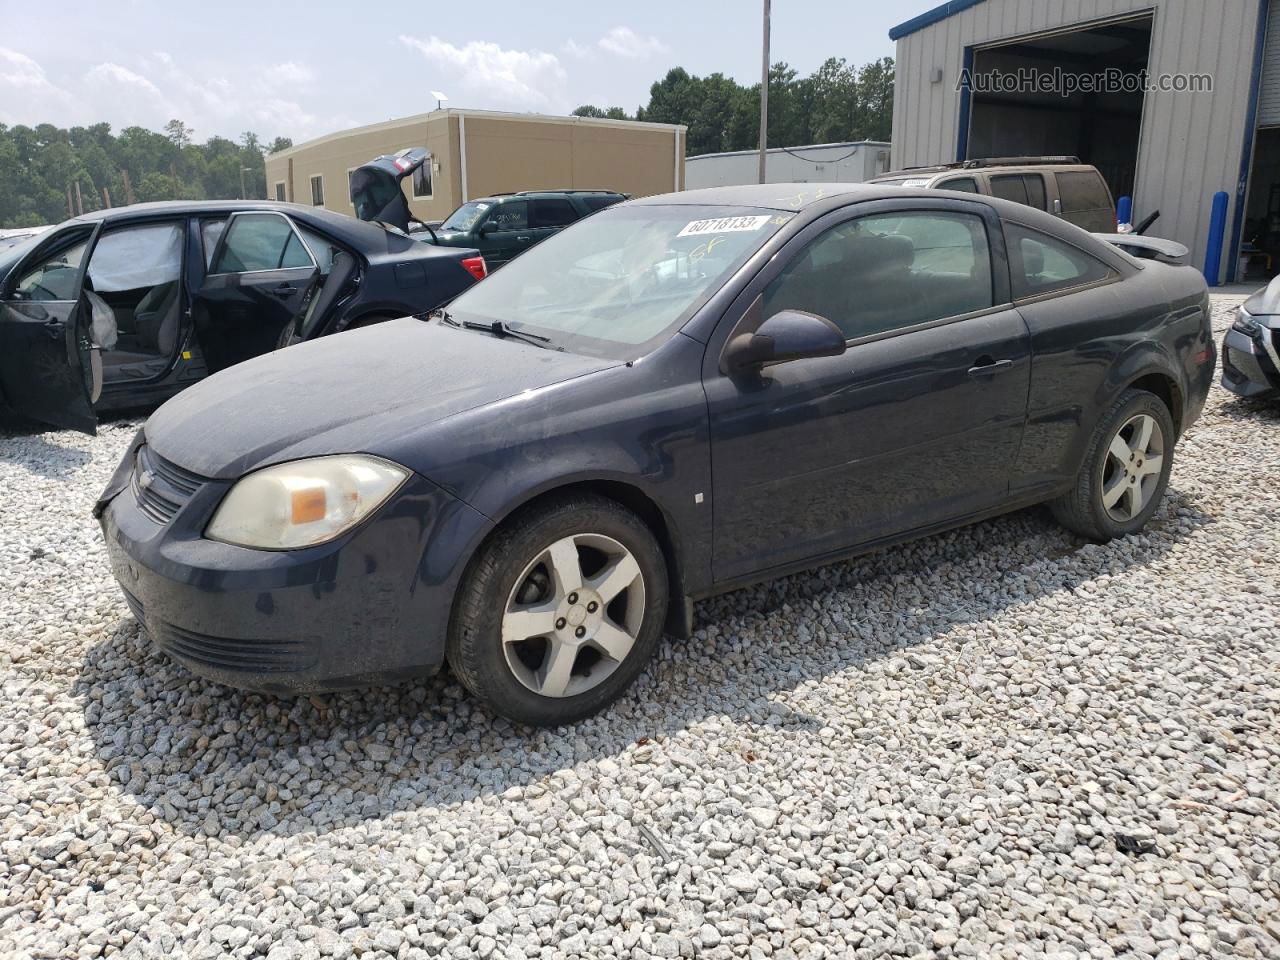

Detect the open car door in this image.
[192,211,320,374]
[0,222,104,434]
[349,148,430,233]
[275,250,359,349]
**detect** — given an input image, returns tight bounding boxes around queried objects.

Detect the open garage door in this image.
[965,15,1153,207]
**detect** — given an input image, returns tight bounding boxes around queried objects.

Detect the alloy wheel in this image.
[501,533,646,698]
[1101,412,1165,523]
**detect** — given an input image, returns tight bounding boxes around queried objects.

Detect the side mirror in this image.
[721,309,846,376]
[478,222,493,237]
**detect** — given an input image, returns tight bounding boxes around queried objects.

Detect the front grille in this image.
[132,445,206,524]
[154,622,317,674]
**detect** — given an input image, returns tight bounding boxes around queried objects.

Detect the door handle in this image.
[967,357,1014,376]
[270,285,298,298]
[42,318,65,339]
[516,235,532,242]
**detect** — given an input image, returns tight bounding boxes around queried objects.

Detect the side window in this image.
[86,222,183,292]
[583,195,623,211]
[486,200,529,231]
[13,235,90,301]
[1006,223,1114,298]
[989,174,1028,205]
[310,175,324,206]
[1056,171,1112,213]
[938,177,979,193]
[200,219,227,268]
[531,198,578,228]
[210,213,315,274]
[762,210,994,340]
[1023,174,1047,211]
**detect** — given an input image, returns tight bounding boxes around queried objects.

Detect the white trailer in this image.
[684,141,892,190]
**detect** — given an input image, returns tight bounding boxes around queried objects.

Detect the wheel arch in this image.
[1125,370,1184,437]
[452,476,692,641]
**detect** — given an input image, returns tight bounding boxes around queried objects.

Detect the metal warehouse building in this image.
[685,141,892,189]
[264,109,686,225]
[890,0,1280,283]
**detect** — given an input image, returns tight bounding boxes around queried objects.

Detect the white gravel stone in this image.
[1,296,1277,959]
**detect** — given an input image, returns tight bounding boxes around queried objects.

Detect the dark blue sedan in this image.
[95,183,1215,725]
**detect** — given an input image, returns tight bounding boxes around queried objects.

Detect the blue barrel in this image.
[1204,191,1229,287]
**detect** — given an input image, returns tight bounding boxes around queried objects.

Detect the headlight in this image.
[206,455,409,550]
[1233,307,1261,336]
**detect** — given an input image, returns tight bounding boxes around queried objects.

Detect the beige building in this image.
[265,109,687,223]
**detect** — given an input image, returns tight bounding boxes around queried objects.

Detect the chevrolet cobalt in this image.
[96,184,1215,725]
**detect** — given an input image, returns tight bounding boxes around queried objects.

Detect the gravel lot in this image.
[2,295,1278,960]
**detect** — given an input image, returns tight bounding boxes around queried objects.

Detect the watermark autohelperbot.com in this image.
[958,66,1213,97]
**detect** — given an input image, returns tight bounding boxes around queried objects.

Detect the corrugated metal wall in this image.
[891,0,1266,277]
[1259,0,1280,125]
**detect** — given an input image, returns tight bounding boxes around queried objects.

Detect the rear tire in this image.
[1050,388,1175,542]
[447,494,668,726]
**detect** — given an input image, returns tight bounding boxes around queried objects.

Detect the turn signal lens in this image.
[206,455,409,550]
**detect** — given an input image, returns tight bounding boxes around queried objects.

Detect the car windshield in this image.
[441,201,492,232]
[447,204,792,360]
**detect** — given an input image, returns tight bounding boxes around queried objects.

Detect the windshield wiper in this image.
[429,309,557,349]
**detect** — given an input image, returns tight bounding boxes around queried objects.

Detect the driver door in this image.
[0,222,104,434]
[479,200,534,268]
[191,211,320,373]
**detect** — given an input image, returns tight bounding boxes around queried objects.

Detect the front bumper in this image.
[98,450,492,693]
[1221,326,1280,398]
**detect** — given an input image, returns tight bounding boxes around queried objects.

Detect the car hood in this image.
[1244,276,1280,316]
[144,318,617,481]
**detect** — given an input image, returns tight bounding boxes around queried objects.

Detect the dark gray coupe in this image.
[96,183,1215,725]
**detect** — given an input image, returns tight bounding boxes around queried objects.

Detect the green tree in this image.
[572,105,633,121]
[0,119,294,227]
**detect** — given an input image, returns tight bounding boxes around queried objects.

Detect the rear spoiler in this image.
[1093,233,1189,265]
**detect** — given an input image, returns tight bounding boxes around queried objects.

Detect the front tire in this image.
[1051,388,1175,542]
[447,494,668,726]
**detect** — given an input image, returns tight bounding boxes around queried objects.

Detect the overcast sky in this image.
[0,0,906,144]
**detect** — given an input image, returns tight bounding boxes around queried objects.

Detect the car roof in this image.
[65,200,396,247]
[872,163,1100,181]
[626,182,1131,265]
[630,183,938,212]
[472,190,623,202]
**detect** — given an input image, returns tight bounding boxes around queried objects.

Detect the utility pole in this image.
[758,0,771,184]
[239,165,248,200]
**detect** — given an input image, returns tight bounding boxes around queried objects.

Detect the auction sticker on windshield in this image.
[677,215,773,237]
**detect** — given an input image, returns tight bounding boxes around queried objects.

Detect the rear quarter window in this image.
[1006,222,1115,298]
[1056,171,1113,213]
